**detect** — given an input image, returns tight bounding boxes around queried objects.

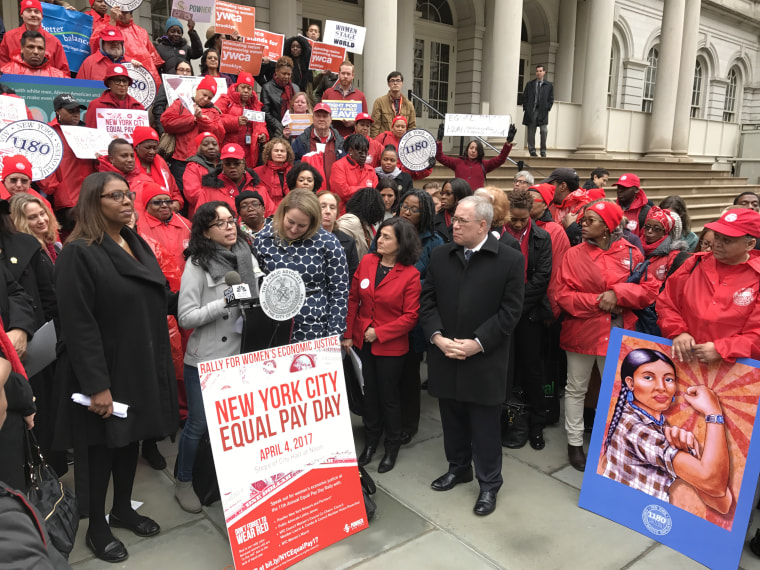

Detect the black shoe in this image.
[750,529,760,556]
[473,490,497,516]
[357,444,377,467]
[420,380,428,390]
[529,430,545,450]
[109,512,161,537]
[86,533,128,563]
[540,153,546,157]
[141,441,167,470]
[430,470,473,491]
[400,432,412,445]
[377,447,399,473]
[529,152,538,157]
[568,444,586,472]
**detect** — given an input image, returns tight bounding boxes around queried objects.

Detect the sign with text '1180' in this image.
[220,40,263,76]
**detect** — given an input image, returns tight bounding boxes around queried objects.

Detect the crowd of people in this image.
[0,1,758,565]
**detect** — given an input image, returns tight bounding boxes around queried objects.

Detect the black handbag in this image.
[24,429,79,557]
[359,466,376,521]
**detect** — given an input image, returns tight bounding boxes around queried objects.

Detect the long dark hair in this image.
[659,195,691,234]
[462,139,484,162]
[398,188,436,236]
[345,187,385,226]
[604,348,676,453]
[376,217,421,267]
[67,172,129,245]
[184,201,244,271]
[442,177,473,212]
[200,48,219,74]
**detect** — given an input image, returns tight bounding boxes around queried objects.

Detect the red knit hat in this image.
[235,72,254,89]
[142,182,171,205]
[194,131,218,150]
[392,115,408,126]
[196,75,218,95]
[2,154,33,181]
[528,183,555,206]
[20,0,42,15]
[132,126,158,148]
[586,201,623,232]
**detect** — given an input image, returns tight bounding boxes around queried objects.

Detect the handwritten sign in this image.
[170,0,214,23]
[220,40,263,76]
[60,125,112,159]
[443,113,513,138]
[251,29,284,61]
[95,109,149,142]
[308,42,346,73]
[214,0,255,38]
[322,20,365,54]
[321,100,361,121]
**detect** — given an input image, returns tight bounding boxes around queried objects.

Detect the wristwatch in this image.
[705,414,724,424]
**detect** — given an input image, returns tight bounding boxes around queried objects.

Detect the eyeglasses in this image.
[699,240,713,251]
[400,204,420,214]
[208,219,236,229]
[642,224,665,233]
[580,217,602,226]
[149,199,172,207]
[514,179,529,185]
[239,202,263,211]
[388,78,403,84]
[101,190,136,202]
[451,216,475,225]
[109,77,130,85]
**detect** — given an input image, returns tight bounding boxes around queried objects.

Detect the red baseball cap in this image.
[20,0,42,15]
[528,183,555,206]
[2,154,33,180]
[142,182,171,205]
[132,126,159,148]
[355,112,373,123]
[615,173,641,188]
[313,102,332,114]
[100,26,124,42]
[104,64,132,87]
[706,208,760,238]
[220,143,245,160]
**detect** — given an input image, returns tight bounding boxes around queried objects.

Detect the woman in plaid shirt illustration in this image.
[602,349,732,513]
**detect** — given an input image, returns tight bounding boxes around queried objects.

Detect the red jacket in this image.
[375,131,432,180]
[364,135,384,168]
[138,211,191,273]
[536,217,570,319]
[95,156,154,213]
[435,140,512,190]
[253,161,291,214]
[618,189,650,238]
[182,160,217,217]
[216,91,269,168]
[1,55,68,78]
[36,119,96,210]
[90,21,163,87]
[329,156,378,215]
[85,90,145,128]
[345,253,421,356]
[161,99,225,162]
[136,153,183,209]
[218,170,270,216]
[77,51,122,82]
[556,237,658,355]
[658,251,760,361]
[0,25,69,74]
[321,82,368,138]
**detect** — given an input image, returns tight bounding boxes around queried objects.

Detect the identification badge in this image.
[245,135,252,145]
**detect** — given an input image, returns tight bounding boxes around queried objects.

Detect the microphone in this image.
[223,271,253,306]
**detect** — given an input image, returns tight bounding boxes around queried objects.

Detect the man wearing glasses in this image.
[370,71,417,138]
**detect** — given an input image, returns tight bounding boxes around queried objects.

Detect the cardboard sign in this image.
[0,96,29,128]
[322,100,361,121]
[214,0,255,38]
[170,0,214,23]
[163,74,227,111]
[60,125,112,159]
[322,20,365,54]
[308,42,346,73]
[252,29,284,61]
[199,336,368,569]
[300,34,314,49]
[579,328,760,570]
[444,113,513,138]
[95,109,150,142]
[40,4,93,73]
[220,40,263,76]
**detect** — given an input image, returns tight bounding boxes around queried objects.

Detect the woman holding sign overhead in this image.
[217,72,270,168]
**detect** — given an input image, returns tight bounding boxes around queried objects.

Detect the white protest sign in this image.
[126,63,157,109]
[170,0,214,23]
[0,121,63,181]
[60,125,112,159]
[443,113,513,138]
[95,109,150,142]
[243,110,265,122]
[163,74,227,111]
[0,96,28,128]
[323,20,365,54]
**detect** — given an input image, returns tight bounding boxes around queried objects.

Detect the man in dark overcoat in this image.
[420,195,524,516]
[521,64,554,157]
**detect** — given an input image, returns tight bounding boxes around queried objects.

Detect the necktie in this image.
[464,249,473,262]
[535,81,540,110]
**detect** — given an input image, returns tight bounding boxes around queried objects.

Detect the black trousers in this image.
[513,316,547,430]
[400,349,423,435]
[438,398,503,492]
[359,344,405,448]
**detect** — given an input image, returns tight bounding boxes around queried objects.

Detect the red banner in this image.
[220,40,263,76]
[308,42,346,73]
[214,1,255,38]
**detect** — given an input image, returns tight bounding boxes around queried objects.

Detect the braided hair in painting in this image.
[603,348,676,454]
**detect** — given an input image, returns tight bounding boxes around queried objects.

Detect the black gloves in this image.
[437,122,445,141]
[428,156,436,168]
[507,123,517,143]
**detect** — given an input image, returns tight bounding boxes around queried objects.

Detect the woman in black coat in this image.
[434,178,472,243]
[283,35,313,92]
[155,17,203,76]
[55,173,178,563]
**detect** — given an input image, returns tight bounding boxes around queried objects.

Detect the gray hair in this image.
[514,170,534,185]
[458,195,493,227]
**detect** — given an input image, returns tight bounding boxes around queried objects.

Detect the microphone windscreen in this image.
[224,271,242,286]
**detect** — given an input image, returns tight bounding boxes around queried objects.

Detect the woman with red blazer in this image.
[342,217,421,474]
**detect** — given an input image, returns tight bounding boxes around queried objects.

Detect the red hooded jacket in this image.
[90,20,163,87]
[435,140,513,190]
[160,99,224,162]
[77,51,122,81]
[618,188,651,238]
[253,161,291,214]
[138,211,191,273]
[329,156,378,215]
[216,91,269,168]
[375,131,432,180]
[0,25,69,74]
[535,216,570,318]
[136,153,183,209]
[0,54,67,77]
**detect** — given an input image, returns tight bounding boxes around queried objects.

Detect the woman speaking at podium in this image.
[175,201,263,513]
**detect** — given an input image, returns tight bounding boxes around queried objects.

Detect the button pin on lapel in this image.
[10,256,17,264]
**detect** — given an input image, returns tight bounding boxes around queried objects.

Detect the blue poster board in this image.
[579,327,760,570]
[41,4,93,73]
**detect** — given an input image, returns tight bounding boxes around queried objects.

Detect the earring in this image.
[626,391,634,402]
[672,395,676,403]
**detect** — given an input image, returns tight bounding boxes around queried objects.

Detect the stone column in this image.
[396,0,415,95]
[489,0,523,115]
[270,0,297,39]
[645,0,685,157]
[364,0,398,104]
[672,0,701,157]
[571,0,590,103]
[554,0,576,102]
[574,0,614,154]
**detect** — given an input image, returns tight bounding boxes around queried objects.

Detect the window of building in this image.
[690,60,703,118]
[413,38,425,117]
[416,0,453,25]
[642,47,658,113]
[723,68,738,122]
[428,41,450,114]
[151,0,170,41]
[608,37,620,109]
